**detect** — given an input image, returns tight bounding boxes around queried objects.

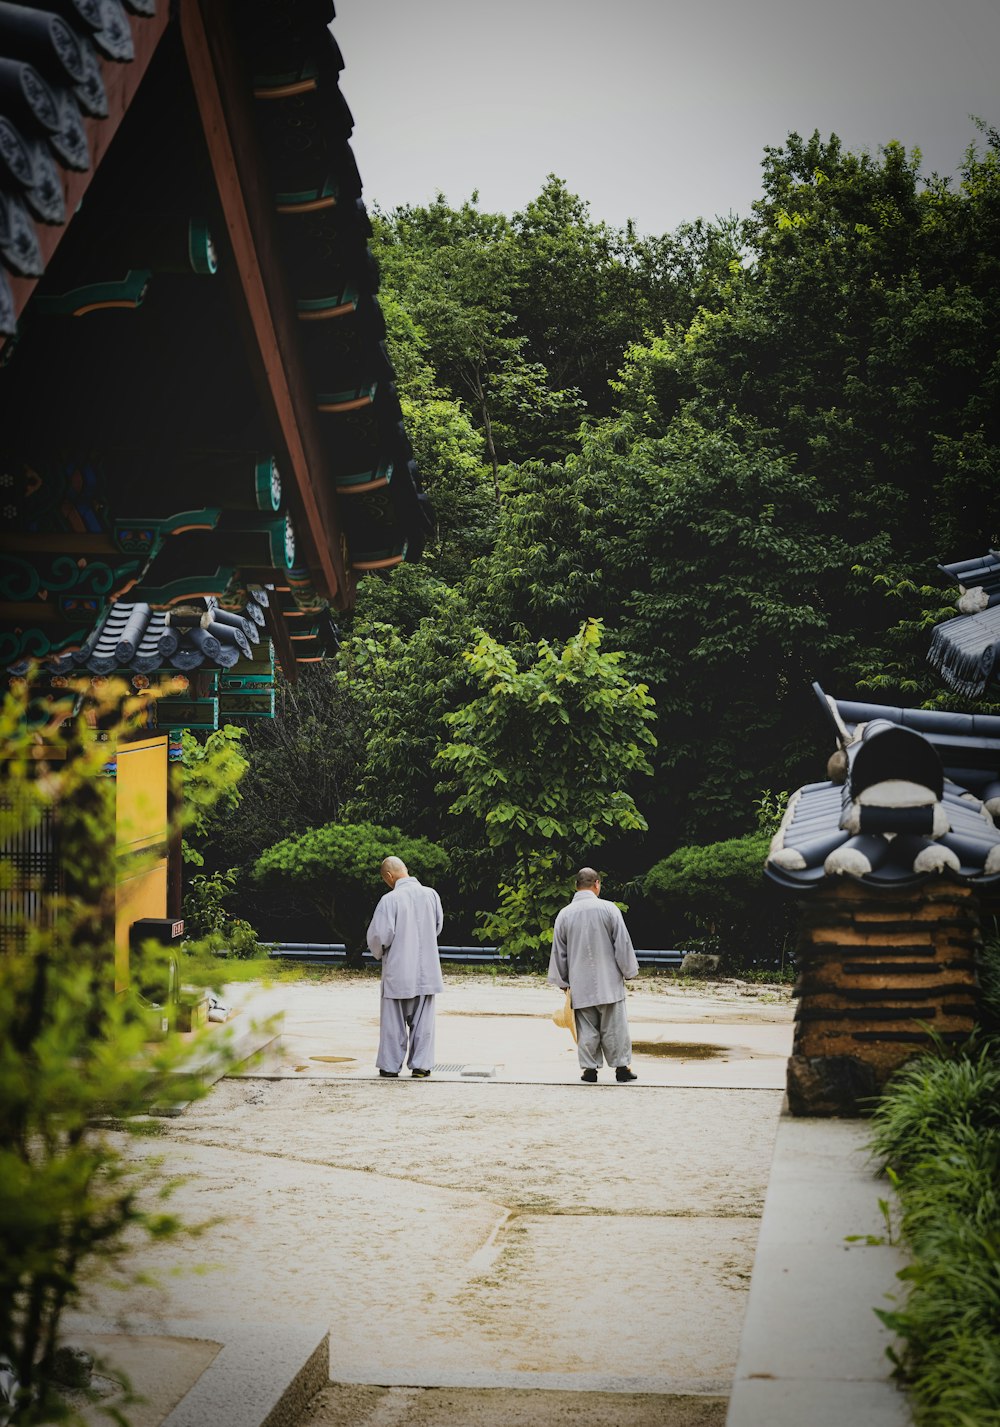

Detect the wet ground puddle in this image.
[632,1040,745,1060]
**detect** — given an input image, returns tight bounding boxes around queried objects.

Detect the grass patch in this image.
[869,1035,1000,1425]
[177,953,372,985]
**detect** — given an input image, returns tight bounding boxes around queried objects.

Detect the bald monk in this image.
[366,857,444,1078]
[548,867,639,1083]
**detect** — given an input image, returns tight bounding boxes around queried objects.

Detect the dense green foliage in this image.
[869,1037,1000,1424]
[220,125,999,960]
[179,724,249,867]
[182,867,264,958]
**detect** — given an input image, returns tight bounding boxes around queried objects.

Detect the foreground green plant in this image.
[869,1037,1000,1425]
[0,679,228,1424]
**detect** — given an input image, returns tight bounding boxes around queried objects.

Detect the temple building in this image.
[0,0,430,968]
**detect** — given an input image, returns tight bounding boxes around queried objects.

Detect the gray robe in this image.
[366,876,444,998]
[547,890,639,1009]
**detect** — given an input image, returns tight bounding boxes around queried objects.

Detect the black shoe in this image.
[411,1068,431,1078]
[580,1068,598,1083]
[379,1070,399,1078]
[616,1066,638,1082]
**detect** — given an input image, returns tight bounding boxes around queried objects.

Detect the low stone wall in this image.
[787,879,980,1115]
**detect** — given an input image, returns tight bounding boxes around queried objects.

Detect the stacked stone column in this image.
[788,880,981,1115]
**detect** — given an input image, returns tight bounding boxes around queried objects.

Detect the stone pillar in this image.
[787,880,981,1116]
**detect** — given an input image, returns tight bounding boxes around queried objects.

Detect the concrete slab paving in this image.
[64,1321,329,1427]
[69,1332,221,1427]
[225,977,793,1091]
[726,1379,911,1427]
[66,976,797,1426]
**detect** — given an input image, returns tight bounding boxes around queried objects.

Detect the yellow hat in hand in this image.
[552,987,577,1043]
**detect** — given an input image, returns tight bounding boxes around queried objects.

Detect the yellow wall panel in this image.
[116,736,168,853]
[114,735,170,990]
[115,859,168,992]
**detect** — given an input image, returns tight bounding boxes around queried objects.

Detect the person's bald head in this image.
[576,867,601,891]
[381,856,408,886]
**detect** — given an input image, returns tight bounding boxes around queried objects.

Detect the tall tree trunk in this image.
[469,366,500,505]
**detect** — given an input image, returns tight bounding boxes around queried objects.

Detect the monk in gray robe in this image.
[366,856,444,1078]
[548,867,639,1083]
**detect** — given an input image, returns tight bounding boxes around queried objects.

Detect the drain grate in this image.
[432,1063,466,1072]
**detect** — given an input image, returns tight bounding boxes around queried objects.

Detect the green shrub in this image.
[643,828,795,972]
[0,678,231,1424]
[254,821,450,959]
[869,1041,1000,1181]
[870,1038,1000,1425]
[183,868,264,959]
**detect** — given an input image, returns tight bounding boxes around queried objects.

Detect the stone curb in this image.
[726,1110,912,1426]
[162,1323,329,1427]
[65,1317,329,1427]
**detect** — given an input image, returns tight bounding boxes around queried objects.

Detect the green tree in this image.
[435,619,656,960]
[374,197,582,492]
[475,408,860,839]
[339,574,478,847]
[509,175,740,414]
[252,821,450,964]
[628,129,1000,649]
[377,289,497,580]
[201,663,372,873]
[375,178,741,466]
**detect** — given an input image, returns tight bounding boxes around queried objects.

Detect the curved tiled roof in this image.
[0,0,162,336]
[238,0,433,572]
[9,588,274,676]
[765,685,1000,891]
[927,550,1000,698]
[63,590,269,674]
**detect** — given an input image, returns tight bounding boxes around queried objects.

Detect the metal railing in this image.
[266,942,687,968]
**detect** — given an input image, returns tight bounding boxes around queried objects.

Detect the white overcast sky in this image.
[333,0,1000,236]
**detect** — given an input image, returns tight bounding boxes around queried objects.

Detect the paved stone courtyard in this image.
[72,975,794,1425]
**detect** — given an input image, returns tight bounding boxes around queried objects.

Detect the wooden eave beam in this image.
[179,0,351,610]
[261,598,298,686]
[0,9,170,350]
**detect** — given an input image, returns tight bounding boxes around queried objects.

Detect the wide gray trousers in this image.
[574,1000,632,1070]
[377,990,436,1073]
